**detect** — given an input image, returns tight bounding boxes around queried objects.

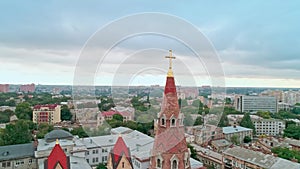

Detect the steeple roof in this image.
[110,135,133,168]
[46,141,69,169]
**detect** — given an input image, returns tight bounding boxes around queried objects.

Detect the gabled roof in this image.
[110,136,133,169]
[46,142,69,169]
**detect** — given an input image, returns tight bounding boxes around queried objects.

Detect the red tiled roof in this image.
[164,77,176,94]
[34,104,58,109]
[47,143,68,169]
[111,136,132,167]
[101,110,131,117]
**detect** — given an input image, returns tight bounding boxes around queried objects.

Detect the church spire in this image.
[150,50,191,169]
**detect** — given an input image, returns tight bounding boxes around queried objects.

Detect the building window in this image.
[29,159,33,164]
[86,151,89,155]
[161,117,165,126]
[96,157,99,162]
[2,162,6,168]
[157,159,161,167]
[172,160,178,169]
[171,118,176,127]
[86,159,89,163]
[6,162,10,167]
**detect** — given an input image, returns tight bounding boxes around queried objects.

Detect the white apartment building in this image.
[235,95,277,113]
[253,119,285,136]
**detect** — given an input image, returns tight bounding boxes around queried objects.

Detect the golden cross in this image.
[165,49,176,70]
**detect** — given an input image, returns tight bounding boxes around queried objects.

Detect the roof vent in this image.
[2,151,9,156]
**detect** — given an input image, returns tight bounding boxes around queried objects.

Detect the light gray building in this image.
[235,95,277,113]
[253,118,285,136]
[222,126,253,144]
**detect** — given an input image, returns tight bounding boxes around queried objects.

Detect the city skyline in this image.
[0,1,300,88]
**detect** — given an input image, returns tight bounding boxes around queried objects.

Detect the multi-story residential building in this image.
[222,126,253,144]
[223,147,300,169]
[211,139,231,153]
[32,104,61,124]
[282,90,300,106]
[227,114,262,126]
[252,119,285,136]
[0,84,9,93]
[187,124,223,145]
[0,143,37,169]
[19,83,35,93]
[192,143,223,169]
[235,95,277,113]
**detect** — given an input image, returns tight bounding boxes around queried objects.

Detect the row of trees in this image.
[272,147,300,163]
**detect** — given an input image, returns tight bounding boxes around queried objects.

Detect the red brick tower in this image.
[150,50,191,169]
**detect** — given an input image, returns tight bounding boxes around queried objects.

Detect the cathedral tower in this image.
[150,50,191,169]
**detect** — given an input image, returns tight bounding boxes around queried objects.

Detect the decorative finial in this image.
[56,139,59,144]
[118,133,122,138]
[165,49,176,77]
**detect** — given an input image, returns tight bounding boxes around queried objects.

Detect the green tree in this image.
[284,125,300,139]
[240,113,256,134]
[96,163,107,169]
[71,126,88,138]
[37,123,54,139]
[15,102,33,120]
[218,113,229,127]
[187,144,199,160]
[0,120,32,146]
[256,111,271,119]
[243,136,252,143]
[61,105,72,121]
[272,147,300,163]
[112,114,123,121]
[230,135,239,145]
[194,116,203,126]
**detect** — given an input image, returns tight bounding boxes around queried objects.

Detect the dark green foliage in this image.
[240,113,256,134]
[131,96,149,112]
[218,112,229,127]
[15,102,33,120]
[112,114,123,121]
[96,163,107,169]
[0,120,32,146]
[194,116,203,126]
[256,111,271,119]
[225,98,231,105]
[243,136,252,143]
[71,126,89,138]
[183,113,193,126]
[37,123,54,139]
[230,135,239,145]
[0,93,17,106]
[272,147,300,163]
[271,110,300,120]
[284,125,300,139]
[187,144,199,160]
[61,105,72,121]
[0,109,14,123]
[98,96,115,111]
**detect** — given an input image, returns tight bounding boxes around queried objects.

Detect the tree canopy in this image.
[61,105,72,121]
[284,125,300,139]
[240,113,256,134]
[0,120,32,146]
[15,102,33,120]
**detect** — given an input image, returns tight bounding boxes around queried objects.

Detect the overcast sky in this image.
[0,1,300,88]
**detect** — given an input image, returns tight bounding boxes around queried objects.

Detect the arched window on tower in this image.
[172,160,178,169]
[157,158,161,167]
[161,115,166,126]
[171,118,176,126]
